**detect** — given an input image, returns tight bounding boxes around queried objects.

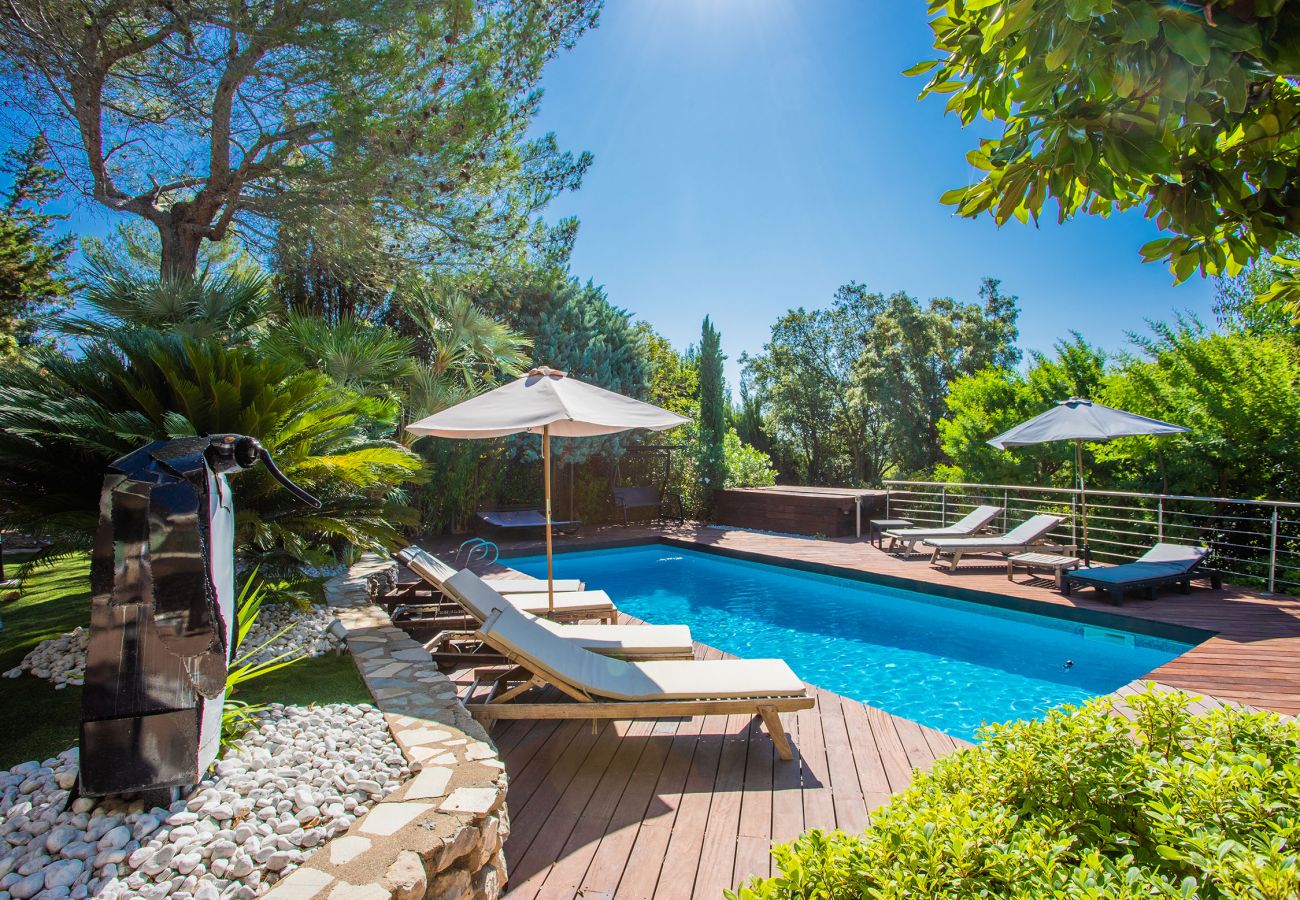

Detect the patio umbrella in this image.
[987,398,1188,564]
[406,367,689,609]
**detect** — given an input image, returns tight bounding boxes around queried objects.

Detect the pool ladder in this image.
[455,538,500,568]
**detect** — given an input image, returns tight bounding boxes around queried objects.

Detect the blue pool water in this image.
[507,545,1196,739]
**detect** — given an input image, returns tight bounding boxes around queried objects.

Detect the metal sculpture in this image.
[78,435,319,797]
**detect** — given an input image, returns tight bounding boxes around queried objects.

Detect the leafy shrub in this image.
[732,689,1300,899]
[723,429,777,488]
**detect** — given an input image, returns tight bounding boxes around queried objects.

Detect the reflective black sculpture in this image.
[79,435,319,797]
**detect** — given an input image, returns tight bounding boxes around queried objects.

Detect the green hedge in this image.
[732,689,1300,899]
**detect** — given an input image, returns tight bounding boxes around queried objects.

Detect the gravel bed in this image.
[0,703,407,899]
[238,605,346,665]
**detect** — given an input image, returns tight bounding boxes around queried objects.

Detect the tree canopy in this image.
[0,0,599,276]
[914,1,1300,295]
[743,278,1020,484]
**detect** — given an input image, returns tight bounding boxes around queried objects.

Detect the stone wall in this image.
[265,556,508,900]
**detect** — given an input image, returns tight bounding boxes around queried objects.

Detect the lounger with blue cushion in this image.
[1063,543,1221,605]
[477,508,581,535]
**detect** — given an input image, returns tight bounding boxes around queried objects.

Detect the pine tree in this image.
[0,137,72,353]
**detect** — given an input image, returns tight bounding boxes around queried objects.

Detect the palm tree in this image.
[0,331,422,565]
[56,259,279,345]
[259,312,419,402]
[396,282,532,419]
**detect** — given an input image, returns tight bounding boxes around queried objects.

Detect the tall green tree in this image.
[0,0,599,276]
[914,2,1300,297]
[856,277,1021,475]
[0,137,72,352]
[697,316,727,503]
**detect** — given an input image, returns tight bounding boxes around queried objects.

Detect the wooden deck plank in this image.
[795,691,836,832]
[838,695,893,816]
[690,712,752,899]
[768,705,805,846]
[651,714,728,900]
[818,690,869,835]
[732,713,776,887]
[861,704,915,795]
[534,719,659,900]
[576,718,682,897]
[506,721,629,898]
[502,718,605,862]
[611,710,709,899]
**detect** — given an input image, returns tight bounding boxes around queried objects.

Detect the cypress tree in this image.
[698,316,727,511]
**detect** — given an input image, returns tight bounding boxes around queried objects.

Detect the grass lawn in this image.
[0,552,371,769]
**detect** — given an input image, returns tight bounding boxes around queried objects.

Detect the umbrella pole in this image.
[543,424,555,613]
[1076,439,1090,566]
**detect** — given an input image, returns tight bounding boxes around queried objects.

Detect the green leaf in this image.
[1122,5,1159,44]
[1224,66,1248,114]
[1163,19,1211,67]
[901,59,940,77]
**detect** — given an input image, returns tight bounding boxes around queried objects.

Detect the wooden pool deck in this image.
[430,522,1300,898]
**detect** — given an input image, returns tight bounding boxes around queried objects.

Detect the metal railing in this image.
[883,479,1300,595]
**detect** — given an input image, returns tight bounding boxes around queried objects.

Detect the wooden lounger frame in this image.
[464,640,815,761]
[382,557,618,624]
[1063,566,1223,605]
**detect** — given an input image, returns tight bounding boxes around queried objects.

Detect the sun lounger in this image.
[882,505,1003,552]
[477,508,581,534]
[1063,543,1222,604]
[395,546,585,594]
[393,548,619,624]
[427,570,694,663]
[923,514,1066,572]
[464,598,815,760]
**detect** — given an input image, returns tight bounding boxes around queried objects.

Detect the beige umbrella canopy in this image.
[407,367,690,608]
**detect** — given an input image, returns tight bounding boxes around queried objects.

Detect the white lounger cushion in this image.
[923,514,1063,551]
[445,570,691,655]
[398,546,583,592]
[884,505,1002,540]
[476,599,805,702]
[406,555,615,614]
[483,576,584,594]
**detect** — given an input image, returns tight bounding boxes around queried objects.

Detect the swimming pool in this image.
[506,544,1198,739]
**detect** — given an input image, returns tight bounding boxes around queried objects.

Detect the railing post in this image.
[1269,507,1279,594]
[941,487,947,526]
[1157,497,1164,542]
[1002,489,1009,532]
[1070,492,1078,551]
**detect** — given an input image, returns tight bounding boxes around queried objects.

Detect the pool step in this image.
[1083,625,1135,648]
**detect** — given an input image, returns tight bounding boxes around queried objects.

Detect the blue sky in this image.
[529,0,1215,386]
